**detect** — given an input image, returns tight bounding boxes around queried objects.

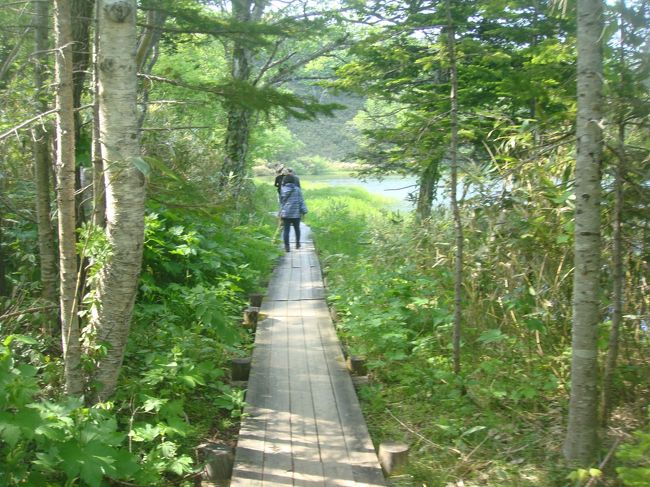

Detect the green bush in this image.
[0,335,139,487]
[617,410,650,486]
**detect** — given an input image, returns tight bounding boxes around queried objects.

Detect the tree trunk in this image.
[0,204,6,296]
[70,0,95,225]
[415,160,437,222]
[219,0,267,193]
[90,0,144,402]
[446,0,463,378]
[563,0,604,465]
[601,0,627,426]
[91,4,106,227]
[54,0,83,395]
[221,106,252,191]
[32,0,58,317]
[72,0,94,134]
[136,8,166,72]
[601,128,624,426]
[136,8,166,130]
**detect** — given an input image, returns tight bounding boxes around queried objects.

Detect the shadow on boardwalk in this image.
[231,224,386,486]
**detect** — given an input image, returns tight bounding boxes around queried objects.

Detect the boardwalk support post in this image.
[198,441,234,484]
[243,306,260,330]
[249,293,264,307]
[378,441,409,476]
[347,355,367,376]
[230,357,251,381]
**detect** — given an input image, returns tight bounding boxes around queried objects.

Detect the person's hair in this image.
[283,175,296,185]
[276,165,284,174]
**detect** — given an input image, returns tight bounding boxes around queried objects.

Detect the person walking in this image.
[279,174,307,252]
[285,167,301,187]
[274,165,285,196]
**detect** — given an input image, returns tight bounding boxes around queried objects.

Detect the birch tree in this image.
[563,0,604,465]
[90,0,144,401]
[32,0,58,318]
[54,0,83,395]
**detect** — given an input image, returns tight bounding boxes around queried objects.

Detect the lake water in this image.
[303,175,420,211]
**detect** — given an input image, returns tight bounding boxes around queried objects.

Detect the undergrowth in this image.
[305,184,650,487]
[0,183,280,486]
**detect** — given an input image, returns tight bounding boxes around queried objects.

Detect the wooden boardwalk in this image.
[231,225,386,486]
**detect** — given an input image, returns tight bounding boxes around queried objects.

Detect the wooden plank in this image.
[288,316,325,486]
[309,253,326,300]
[302,315,356,486]
[280,259,294,302]
[314,317,386,486]
[230,316,274,486]
[299,251,310,300]
[286,300,303,318]
[262,305,293,485]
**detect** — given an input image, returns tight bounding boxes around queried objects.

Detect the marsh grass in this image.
[305,184,578,486]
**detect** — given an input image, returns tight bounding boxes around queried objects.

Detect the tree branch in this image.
[266,35,350,85]
[138,73,226,96]
[0,104,92,141]
[140,126,213,131]
[0,108,57,141]
[0,305,58,321]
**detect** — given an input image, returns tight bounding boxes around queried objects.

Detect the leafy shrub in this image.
[1,185,279,486]
[0,335,139,486]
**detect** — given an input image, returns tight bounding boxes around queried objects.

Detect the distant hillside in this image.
[280,86,365,163]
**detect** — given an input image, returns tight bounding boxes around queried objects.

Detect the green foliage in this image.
[1,181,279,485]
[304,183,391,257]
[0,336,139,486]
[111,196,277,482]
[0,179,41,296]
[306,182,578,485]
[617,410,650,486]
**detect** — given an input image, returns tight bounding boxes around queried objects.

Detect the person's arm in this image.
[300,191,308,216]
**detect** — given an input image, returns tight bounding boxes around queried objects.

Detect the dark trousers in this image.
[282,218,301,249]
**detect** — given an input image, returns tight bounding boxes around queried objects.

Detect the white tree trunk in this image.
[33,0,58,317]
[91,0,144,401]
[54,0,84,395]
[563,0,604,465]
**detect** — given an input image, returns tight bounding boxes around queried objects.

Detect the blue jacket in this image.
[279,183,307,219]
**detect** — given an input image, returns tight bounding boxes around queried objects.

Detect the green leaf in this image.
[588,468,602,478]
[556,234,570,244]
[523,318,545,332]
[3,334,38,346]
[131,156,151,178]
[142,396,167,413]
[160,441,178,458]
[129,423,161,442]
[0,420,22,447]
[143,156,181,181]
[168,455,193,475]
[477,329,507,344]
[59,442,83,479]
[460,425,486,437]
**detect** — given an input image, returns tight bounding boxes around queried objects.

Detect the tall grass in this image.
[304,183,648,486]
